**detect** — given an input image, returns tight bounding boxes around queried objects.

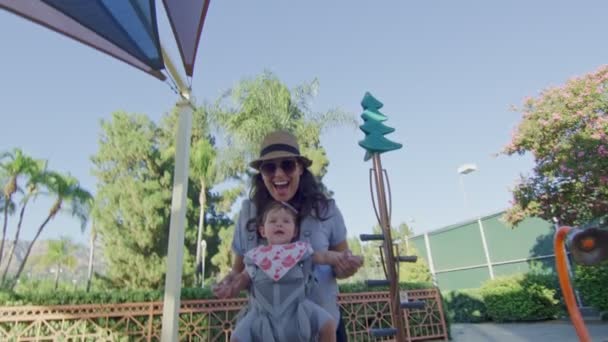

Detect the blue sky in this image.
[1,0,607,246]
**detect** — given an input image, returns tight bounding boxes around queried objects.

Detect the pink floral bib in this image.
[245,241,313,281]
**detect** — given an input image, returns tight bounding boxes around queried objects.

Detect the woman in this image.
[214,130,363,341]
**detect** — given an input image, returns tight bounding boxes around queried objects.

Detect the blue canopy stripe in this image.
[0,0,166,80]
[42,0,163,71]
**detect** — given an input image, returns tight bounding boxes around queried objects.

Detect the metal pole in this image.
[424,233,438,286]
[553,220,583,307]
[459,175,469,214]
[160,95,192,342]
[158,46,196,342]
[371,153,406,342]
[477,219,495,279]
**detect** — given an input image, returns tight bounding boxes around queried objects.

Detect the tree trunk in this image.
[10,213,54,290]
[54,264,61,290]
[1,197,29,284]
[195,178,206,287]
[0,177,17,266]
[86,228,96,292]
[0,199,10,266]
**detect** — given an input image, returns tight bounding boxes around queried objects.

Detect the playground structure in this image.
[357,92,432,341]
[555,225,608,342]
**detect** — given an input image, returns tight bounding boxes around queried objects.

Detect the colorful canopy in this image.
[0,0,211,81]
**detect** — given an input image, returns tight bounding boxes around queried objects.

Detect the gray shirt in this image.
[232,199,348,321]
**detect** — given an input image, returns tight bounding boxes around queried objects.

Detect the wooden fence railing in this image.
[0,289,447,341]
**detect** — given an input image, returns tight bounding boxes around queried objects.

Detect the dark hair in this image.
[257,201,300,235]
[247,163,330,232]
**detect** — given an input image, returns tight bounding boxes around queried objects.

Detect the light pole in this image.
[200,240,207,288]
[457,163,494,279]
[457,163,477,215]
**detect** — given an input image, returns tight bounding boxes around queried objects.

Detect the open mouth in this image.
[273,180,290,195]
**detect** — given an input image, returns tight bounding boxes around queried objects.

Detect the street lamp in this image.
[457,163,494,279]
[457,163,477,214]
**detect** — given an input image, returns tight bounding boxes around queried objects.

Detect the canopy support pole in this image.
[160,47,194,342]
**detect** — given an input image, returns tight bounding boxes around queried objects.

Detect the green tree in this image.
[212,71,356,180]
[31,237,79,290]
[502,65,608,227]
[1,159,48,285]
[0,149,41,267]
[92,112,175,289]
[12,172,92,289]
[92,111,235,288]
[210,224,234,279]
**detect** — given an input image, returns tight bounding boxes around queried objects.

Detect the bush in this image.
[0,287,216,306]
[574,261,608,313]
[444,289,488,323]
[480,274,560,322]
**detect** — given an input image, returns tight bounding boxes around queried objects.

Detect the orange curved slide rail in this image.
[554,226,591,342]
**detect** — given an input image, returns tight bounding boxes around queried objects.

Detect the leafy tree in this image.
[1,159,48,285]
[0,149,41,267]
[212,71,356,180]
[210,224,234,279]
[502,65,608,227]
[92,112,175,289]
[92,110,236,289]
[31,237,79,290]
[12,172,92,289]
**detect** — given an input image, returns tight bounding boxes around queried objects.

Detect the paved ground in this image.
[451,321,608,342]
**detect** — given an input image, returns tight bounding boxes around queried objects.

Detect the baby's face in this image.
[260,208,297,245]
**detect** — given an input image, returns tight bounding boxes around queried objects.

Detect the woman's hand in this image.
[212,271,250,299]
[333,250,364,279]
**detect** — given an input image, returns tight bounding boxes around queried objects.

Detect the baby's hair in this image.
[259,201,299,225]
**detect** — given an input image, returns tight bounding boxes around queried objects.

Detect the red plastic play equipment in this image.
[554,225,608,342]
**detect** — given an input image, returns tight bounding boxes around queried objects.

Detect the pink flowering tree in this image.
[502,65,608,227]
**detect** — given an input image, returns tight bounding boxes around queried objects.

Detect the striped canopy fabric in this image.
[0,0,211,81]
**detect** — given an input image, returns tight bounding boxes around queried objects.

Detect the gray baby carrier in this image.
[237,202,321,341]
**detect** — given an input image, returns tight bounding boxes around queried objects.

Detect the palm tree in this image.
[33,237,78,290]
[85,220,96,292]
[1,160,48,285]
[0,149,41,266]
[11,172,92,289]
[190,139,216,287]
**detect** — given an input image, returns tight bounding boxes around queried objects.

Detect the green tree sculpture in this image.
[358,92,403,161]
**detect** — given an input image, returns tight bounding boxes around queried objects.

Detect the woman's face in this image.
[259,158,303,202]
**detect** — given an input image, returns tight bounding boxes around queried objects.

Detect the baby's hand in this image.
[333,250,364,278]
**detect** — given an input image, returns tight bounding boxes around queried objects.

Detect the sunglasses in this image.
[260,159,298,176]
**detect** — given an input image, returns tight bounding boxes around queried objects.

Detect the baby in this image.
[226,201,345,342]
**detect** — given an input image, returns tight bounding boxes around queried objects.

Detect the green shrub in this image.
[444,289,488,323]
[0,287,217,306]
[574,261,608,313]
[338,281,432,293]
[480,274,560,322]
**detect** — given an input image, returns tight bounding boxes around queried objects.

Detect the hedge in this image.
[479,274,560,322]
[0,281,434,306]
[574,261,608,313]
[444,288,488,323]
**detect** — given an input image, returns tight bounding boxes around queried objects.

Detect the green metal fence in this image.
[408,212,556,291]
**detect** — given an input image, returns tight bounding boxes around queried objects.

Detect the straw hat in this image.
[249,130,313,169]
